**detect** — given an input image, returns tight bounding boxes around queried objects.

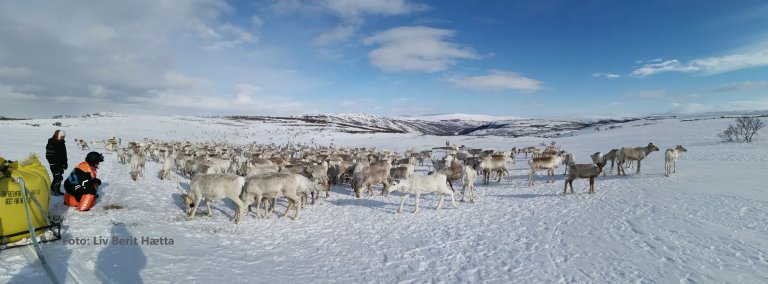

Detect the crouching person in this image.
[63,152,104,211]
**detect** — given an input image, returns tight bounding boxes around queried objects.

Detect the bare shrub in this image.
[718,116,765,143]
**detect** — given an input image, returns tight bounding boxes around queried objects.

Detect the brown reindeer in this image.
[564,162,607,194]
[616,143,660,175]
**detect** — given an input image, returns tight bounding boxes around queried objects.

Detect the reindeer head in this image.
[314,178,329,193]
[647,143,660,152]
[182,192,194,213]
[130,170,139,181]
[596,161,608,173]
[384,178,405,196]
[676,145,688,152]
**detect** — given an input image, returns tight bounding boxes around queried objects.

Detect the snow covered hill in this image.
[1,114,767,283]
[226,113,640,137]
[51,112,128,119]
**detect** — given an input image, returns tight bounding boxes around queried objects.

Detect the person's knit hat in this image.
[53,130,66,141]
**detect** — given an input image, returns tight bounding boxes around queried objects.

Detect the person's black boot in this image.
[50,183,64,196]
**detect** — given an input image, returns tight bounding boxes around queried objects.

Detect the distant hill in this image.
[52,112,128,119]
[226,113,641,137]
[0,115,25,121]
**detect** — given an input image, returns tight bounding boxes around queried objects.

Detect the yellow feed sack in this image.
[0,154,51,244]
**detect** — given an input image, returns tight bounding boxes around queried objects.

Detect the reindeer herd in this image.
[78,138,688,223]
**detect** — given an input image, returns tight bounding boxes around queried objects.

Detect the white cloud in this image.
[313,25,357,46]
[721,99,768,111]
[338,98,373,109]
[0,84,36,100]
[337,97,429,115]
[631,48,768,77]
[86,25,119,43]
[0,66,32,78]
[251,15,264,27]
[136,86,306,113]
[670,102,707,113]
[709,81,768,93]
[203,24,258,50]
[277,0,429,46]
[324,0,429,22]
[234,83,261,104]
[445,70,543,92]
[666,99,768,114]
[592,72,620,79]
[271,0,312,15]
[0,1,285,116]
[363,26,479,73]
[630,60,698,77]
[163,72,208,88]
[623,90,669,100]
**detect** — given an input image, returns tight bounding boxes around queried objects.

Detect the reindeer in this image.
[564,162,607,194]
[616,143,660,176]
[664,145,688,177]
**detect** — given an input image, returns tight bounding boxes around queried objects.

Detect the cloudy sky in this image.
[2,0,768,118]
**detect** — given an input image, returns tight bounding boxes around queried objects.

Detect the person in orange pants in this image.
[63,152,104,211]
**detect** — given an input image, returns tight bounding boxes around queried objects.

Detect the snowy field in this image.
[1,115,767,283]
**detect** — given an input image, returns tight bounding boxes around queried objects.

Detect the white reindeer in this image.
[159,154,175,180]
[664,145,688,177]
[240,173,319,220]
[528,153,565,186]
[184,173,246,223]
[129,152,146,181]
[477,155,508,184]
[384,173,457,214]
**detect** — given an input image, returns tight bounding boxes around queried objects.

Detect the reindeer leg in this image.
[637,160,641,175]
[263,197,274,219]
[285,193,301,220]
[232,198,244,223]
[413,192,421,214]
[188,196,203,218]
[547,169,553,183]
[398,194,408,213]
[205,199,213,217]
[609,160,615,175]
[281,199,293,218]
[253,196,262,219]
[528,171,534,186]
[436,194,444,210]
[450,189,457,208]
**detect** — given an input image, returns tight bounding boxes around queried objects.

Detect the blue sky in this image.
[1,0,767,118]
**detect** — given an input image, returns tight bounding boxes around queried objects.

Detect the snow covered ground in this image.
[1,114,767,283]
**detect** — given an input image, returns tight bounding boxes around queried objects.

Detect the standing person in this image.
[63,151,104,211]
[45,129,68,196]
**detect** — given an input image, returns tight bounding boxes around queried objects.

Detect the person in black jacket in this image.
[45,129,68,196]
